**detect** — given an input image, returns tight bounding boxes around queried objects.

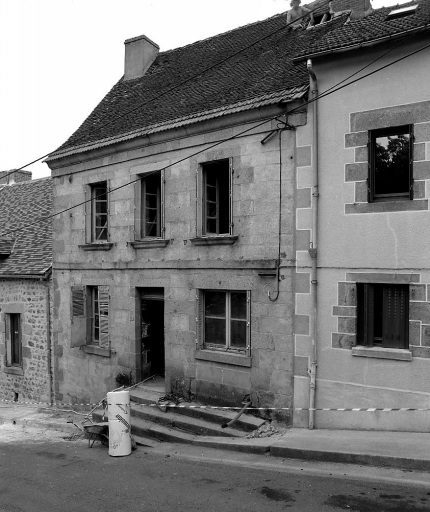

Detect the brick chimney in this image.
[124,34,159,81]
[330,0,373,19]
[0,170,32,185]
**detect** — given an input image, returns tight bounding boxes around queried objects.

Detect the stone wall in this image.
[50,113,302,420]
[0,278,51,403]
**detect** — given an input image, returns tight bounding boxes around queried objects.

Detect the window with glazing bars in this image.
[202,290,250,352]
[202,159,232,235]
[141,172,162,238]
[91,182,108,241]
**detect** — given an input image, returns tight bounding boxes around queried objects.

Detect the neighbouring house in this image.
[0,172,53,404]
[293,0,430,431]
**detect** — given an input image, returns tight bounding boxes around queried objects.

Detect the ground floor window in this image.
[201,290,250,353]
[357,283,408,349]
[5,313,22,366]
[71,285,109,349]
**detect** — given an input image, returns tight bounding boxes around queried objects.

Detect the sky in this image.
[0,0,409,180]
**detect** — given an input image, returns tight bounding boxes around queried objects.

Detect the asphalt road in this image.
[0,433,429,512]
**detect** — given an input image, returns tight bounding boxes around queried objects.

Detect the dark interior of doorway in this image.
[141,295,165,379]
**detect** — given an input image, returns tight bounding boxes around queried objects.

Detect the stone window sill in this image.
[3,366,24,376]
[189,235,238,246]
[129,239,170,249]
[346,200,428,215]
[78,242,113,251]
[352,346,412,361]
[195,349,251,367]
[84,345,112,358]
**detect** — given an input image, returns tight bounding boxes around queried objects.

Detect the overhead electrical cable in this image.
[0,0,331,184]
[2,14,430,239]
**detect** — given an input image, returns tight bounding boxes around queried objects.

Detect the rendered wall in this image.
[294,37,430,431]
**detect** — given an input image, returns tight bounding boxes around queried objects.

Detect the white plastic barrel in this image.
[107,390,131,457]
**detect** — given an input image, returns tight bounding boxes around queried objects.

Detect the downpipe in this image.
[307,59,319,430]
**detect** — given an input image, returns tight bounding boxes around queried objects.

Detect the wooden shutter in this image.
[229,158,234,235]
[196,166,203,236]
[363,284,375,347]
[195,290,204,349]
[357,283,375,346]
[106,180,111,242]
[85,185,92,243]
[71,286,88,347]
[134,178,142,240]
[382,285,408,349]
[246,291,251,354]
[5,314,11,366]
[408,125,414,200]
[98,285,110,349]
[161,169,165,238]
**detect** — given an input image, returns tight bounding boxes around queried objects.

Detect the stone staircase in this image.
[93,382,266,449]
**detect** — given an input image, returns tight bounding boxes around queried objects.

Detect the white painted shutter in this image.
[71,286,87,347]
[98,285,110,349]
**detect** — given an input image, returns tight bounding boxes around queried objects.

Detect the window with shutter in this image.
[357,283,408,349]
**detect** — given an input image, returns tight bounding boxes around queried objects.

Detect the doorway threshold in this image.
[137,375,165,394]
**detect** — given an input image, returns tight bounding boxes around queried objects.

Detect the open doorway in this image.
[140,288,165,380]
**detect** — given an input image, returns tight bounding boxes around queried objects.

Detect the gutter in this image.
[307,60,319,430]
[293,24,430,63]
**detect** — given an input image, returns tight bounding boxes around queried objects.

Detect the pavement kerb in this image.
[2,406,430,472]
[268,445,430,472]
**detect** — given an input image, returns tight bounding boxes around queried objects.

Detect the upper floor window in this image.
[5,313,22,367]
[357,283,409,349]
[369,126,412,202]
[200,159,232,236]
[91,182,108,241]
[135,171,164,239]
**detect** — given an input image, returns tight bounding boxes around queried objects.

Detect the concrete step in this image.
[130,402,247,438]
[129,386,265,433]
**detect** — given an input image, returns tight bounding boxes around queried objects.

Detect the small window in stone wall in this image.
[369,125,412,202]
[5,313,22,367]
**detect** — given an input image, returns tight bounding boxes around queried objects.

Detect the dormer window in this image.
[386,4,418,20]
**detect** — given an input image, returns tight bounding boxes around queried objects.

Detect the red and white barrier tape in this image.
[1,398,430,412]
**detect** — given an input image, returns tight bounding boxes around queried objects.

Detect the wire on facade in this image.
[2,16,430,240]
[0,0,332,185]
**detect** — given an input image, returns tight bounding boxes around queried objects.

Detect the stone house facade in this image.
[293,0,430,431]
[0,173,53,404]
[46,16,314,417]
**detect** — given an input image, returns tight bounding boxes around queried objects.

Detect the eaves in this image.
[46,86,309,163]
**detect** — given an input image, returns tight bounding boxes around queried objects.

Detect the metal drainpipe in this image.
[307,59,319,430]
[45,278,53,405]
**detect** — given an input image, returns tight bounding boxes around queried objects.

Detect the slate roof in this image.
[48,0,429,161]
[0,178,52,277]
